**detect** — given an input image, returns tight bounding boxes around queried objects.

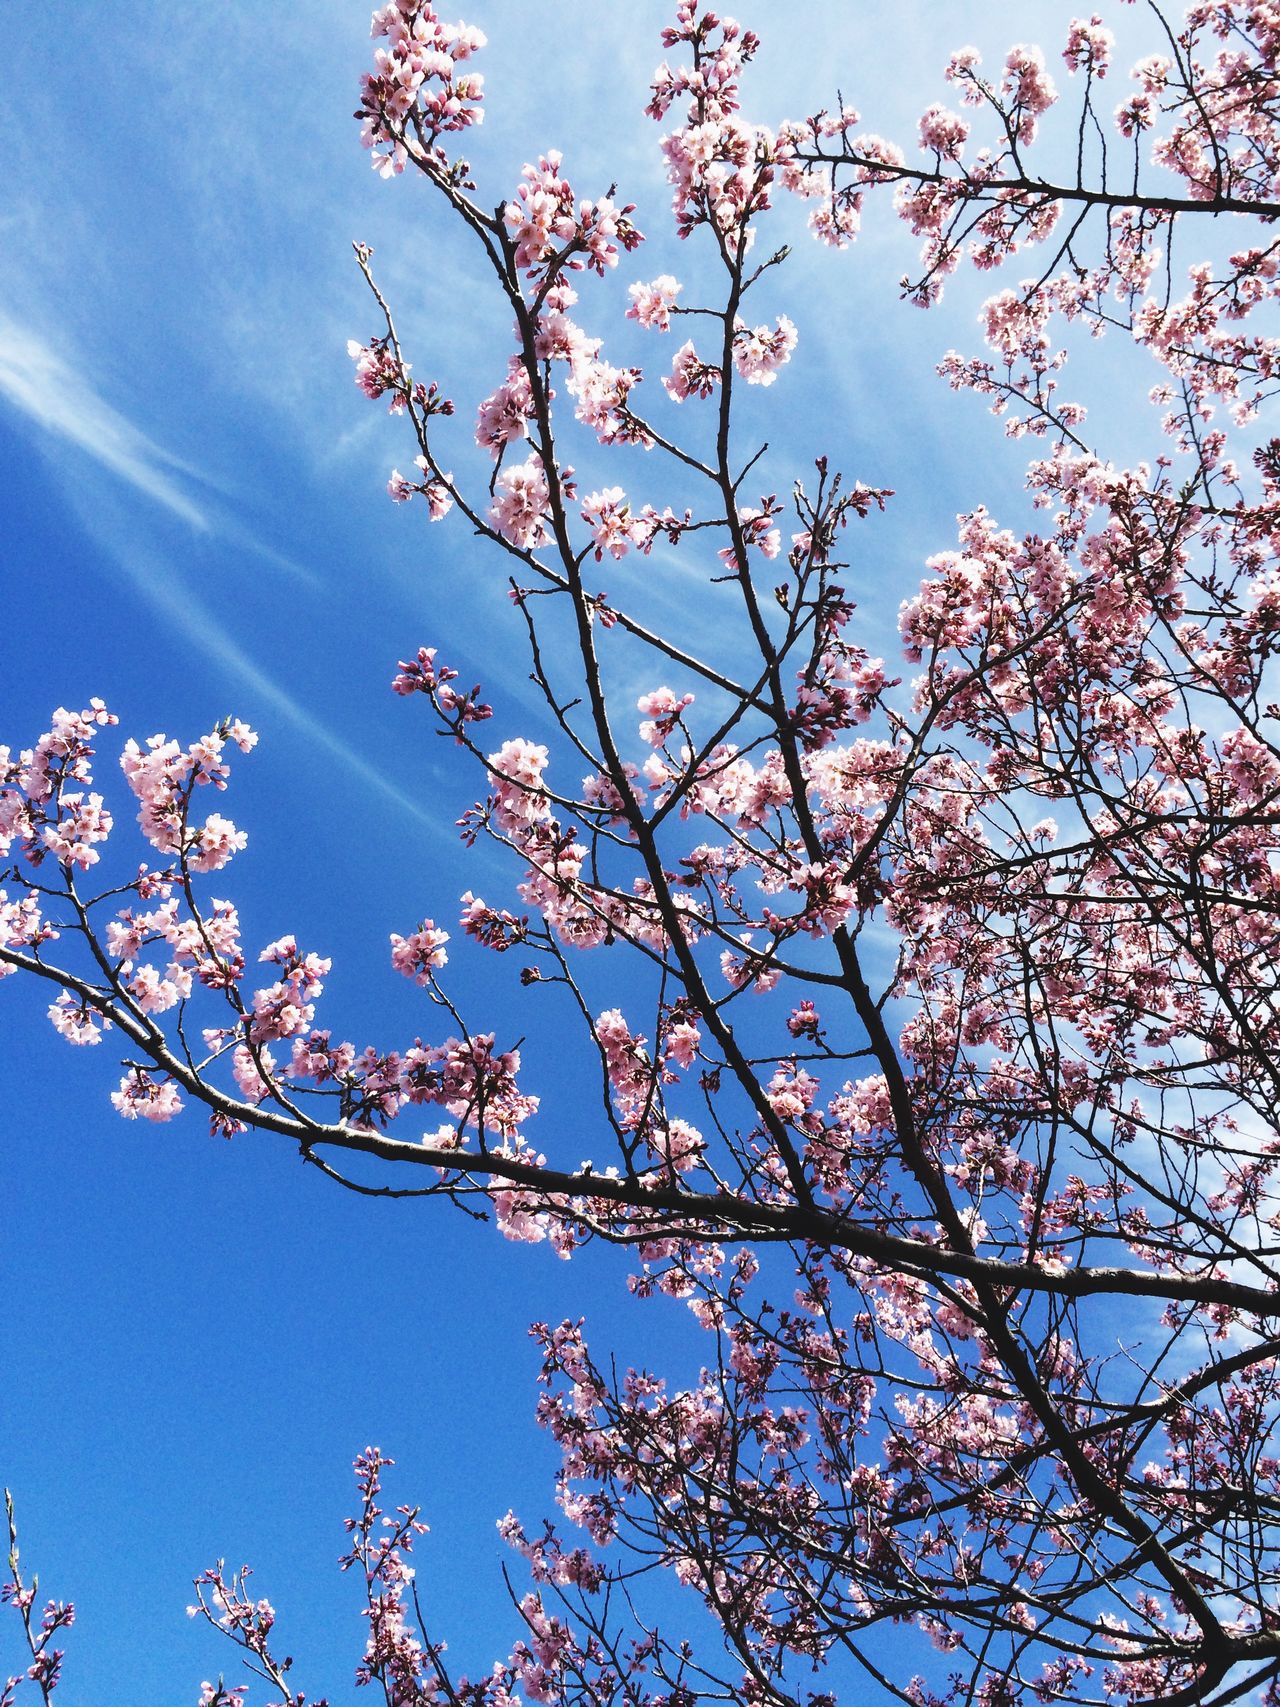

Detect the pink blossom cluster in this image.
[1002,44,1059,141]
[475,356,535,454]
[111,1069,185,1122]
[1063,14,1114,77]
[1,1546,75,1698]
[390,919,450,983]
[719,934,782,994]
[503,152,641,279]
[579,487,645,560]
[120,720,256,873]
[532,281,601,367]
[487,738,551,832]
[459,890,525,952]
[0,700,548,1148]
[358,0,486,176]
[47,993,106,1046]
[388,454,453,517]
[107,892,243,1001]
[647,6,794,253]
[566,351,648,446]
[625,275,681,331]
[731,315,797,385]
[918,103,970,159]
[636,686,694,748]
[0,701,118,871]
[249,936,331,1043]
[348,334,409,408]
[405,1031,538,1135]
[718,500,782,569]
[662,339,721,402]
[391,646,493,735]
[595,1007,654,1122]
[490,457,551,549]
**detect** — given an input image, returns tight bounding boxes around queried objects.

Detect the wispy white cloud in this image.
[112,548,442,834]
[0,311,436,833]
[0,311,319,586]
[59,507,444,838]
[0,311,210,528]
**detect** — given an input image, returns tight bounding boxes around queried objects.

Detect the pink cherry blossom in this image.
[1063,14,1114,77]
[580,488,645,560]
[662,340,720,401]
[47,993,106,1045]
[487,738,551,832]
[490,457,550,549]
[731,315,797,384]
[390,920,450,982]
[636,686,694,747]
[110,1070,184,1122]
[11,11,1280,1705]
[626,275,681,331]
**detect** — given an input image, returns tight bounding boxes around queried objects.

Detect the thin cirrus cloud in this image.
[0,311,318,584]
[0,309,441,834]
[98,537,444,835]
[0,311,211,529]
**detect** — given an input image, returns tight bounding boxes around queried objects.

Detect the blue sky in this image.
[0,1,1142,1698]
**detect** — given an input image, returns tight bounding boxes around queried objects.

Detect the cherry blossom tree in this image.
[5,2,1280,1704]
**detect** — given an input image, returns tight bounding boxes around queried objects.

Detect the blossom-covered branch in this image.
[6,3,1280,1705]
